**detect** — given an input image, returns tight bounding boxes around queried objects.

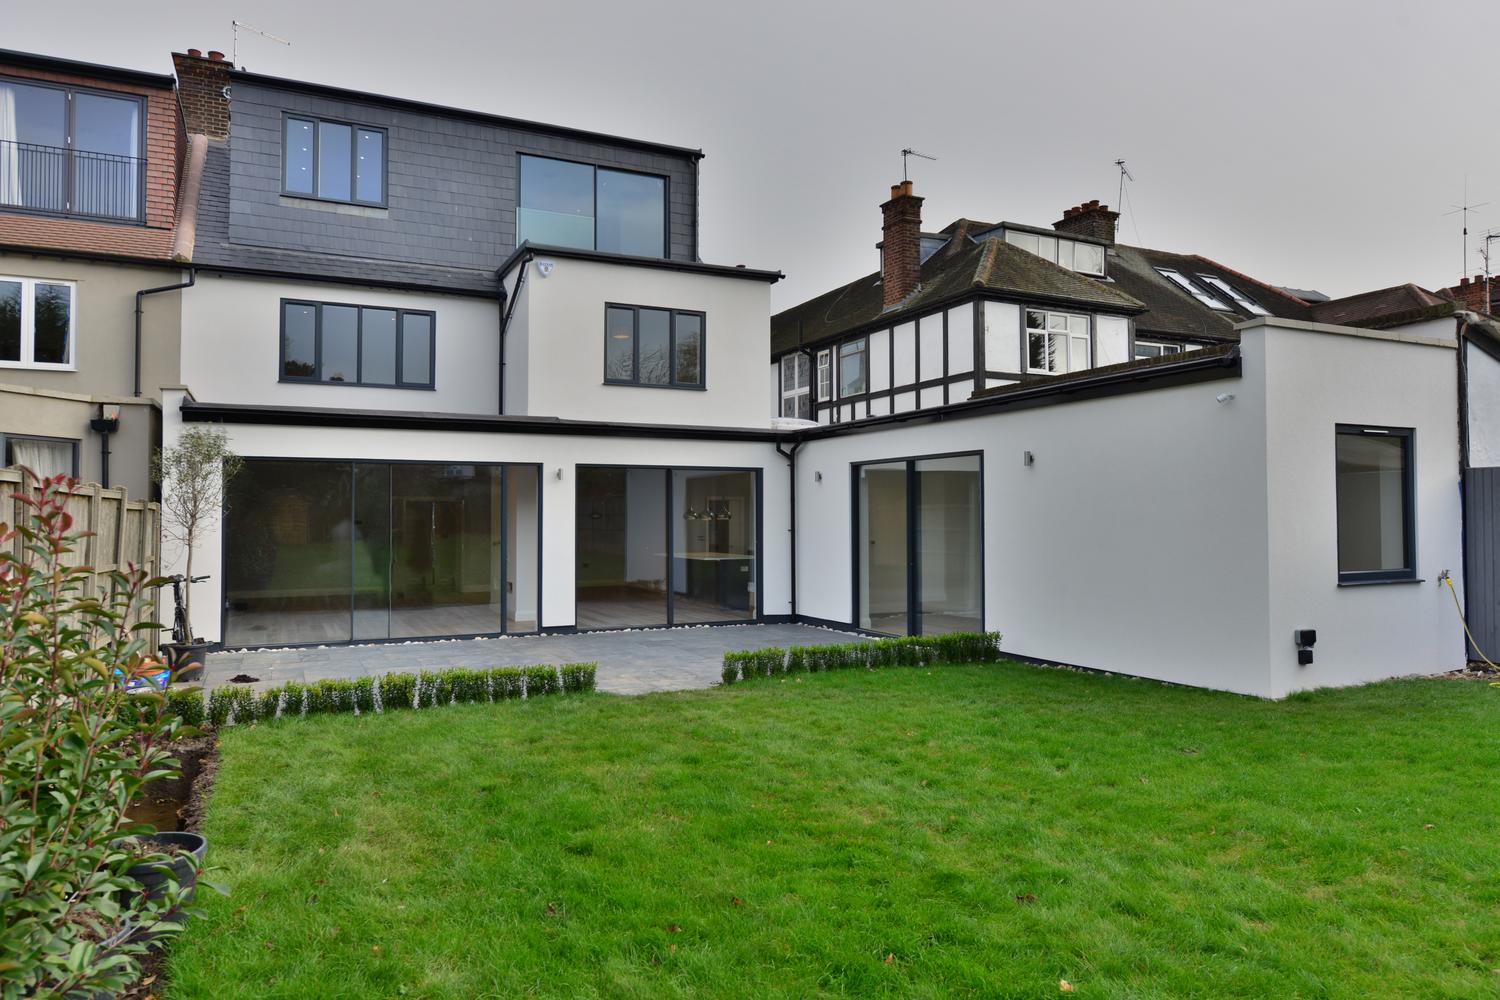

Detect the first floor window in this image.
[816,349,832,402]
[2,434,76,479]
[283,116,386,206]
[281,300,435,388]
[780,352,811,419]
[1335,426,1415,584]
[1026,309,1089,374]
[604,304,704,388]
[838,338,868,397]
[0,276,74,369]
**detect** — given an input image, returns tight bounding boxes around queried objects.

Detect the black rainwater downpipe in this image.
[497,254,531,415]
[89,405,120,488]
[135,268,195,397]
[776,439,801,618]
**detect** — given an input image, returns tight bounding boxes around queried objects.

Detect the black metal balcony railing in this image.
[0,140,145,222]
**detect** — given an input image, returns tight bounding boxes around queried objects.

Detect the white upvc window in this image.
[780,352,810,420]
[0,276,76,370]
[1199,275,1270,316]
[1002,230,1105,276]
[816,348,832,402]
[1156,268,1230,310]
[1025,309,1090,375]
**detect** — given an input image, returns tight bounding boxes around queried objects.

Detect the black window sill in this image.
[1337,577,1423,588]
[602,381,706,392]
[280,378,435,391]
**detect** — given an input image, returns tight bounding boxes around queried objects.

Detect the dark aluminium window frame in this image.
[571,463,763,632]
[849,449,986,637]
[280,112,389,208]
[278,298,435,389]
[602,302,706,390]
[516,152,670,258]
[0,73,148,224]
[0,432,80,477]
[1335,423,1417,586]
[219,457,544,650]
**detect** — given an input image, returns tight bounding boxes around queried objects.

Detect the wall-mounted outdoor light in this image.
[555,467,564,480]
[1023,450,1035,467]
[815,471,823,482]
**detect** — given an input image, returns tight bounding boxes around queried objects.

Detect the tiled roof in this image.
[1310,283,1454,329]
[771,233,1143,356]
[1108,246,1314,342]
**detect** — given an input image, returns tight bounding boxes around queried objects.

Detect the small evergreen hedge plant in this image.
[198,661,597,727]
[720,632,1002,685]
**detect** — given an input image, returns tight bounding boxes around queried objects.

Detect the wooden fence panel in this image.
[0,469,162,640]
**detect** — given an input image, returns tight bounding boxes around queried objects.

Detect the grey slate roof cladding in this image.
[770,234,1144,356]
[193,140,499,294]
[195,72,705,292]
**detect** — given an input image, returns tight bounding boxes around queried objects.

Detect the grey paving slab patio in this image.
[201,622,865,696]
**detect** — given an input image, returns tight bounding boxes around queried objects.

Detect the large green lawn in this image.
[168,664,1500,999]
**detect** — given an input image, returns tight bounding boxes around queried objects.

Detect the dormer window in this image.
[1156,268,1230,310]
[0,76,143,221]
[1199,275,1270,316]
[1000,229,1105,276]
[282,115,387,207]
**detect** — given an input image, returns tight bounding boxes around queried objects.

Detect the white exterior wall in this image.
[1255,320,1465,696]
[794,369,1276,695]
[510,257,773,428]
[160,389,789,644]
[181,274,500,413]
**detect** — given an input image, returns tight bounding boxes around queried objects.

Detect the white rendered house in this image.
[134,52,1500,697]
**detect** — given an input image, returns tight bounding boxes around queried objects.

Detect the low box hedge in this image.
[720,632,1002,685]
[177,662,597,728]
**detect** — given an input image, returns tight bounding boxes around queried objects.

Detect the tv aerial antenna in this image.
[900,148,937,183]
[1114,158,1134,209]
[232,20,291,67]
[1444,177,1488,277]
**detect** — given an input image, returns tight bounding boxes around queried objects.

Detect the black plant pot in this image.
[162,641,213,683]
[121,831,208,947]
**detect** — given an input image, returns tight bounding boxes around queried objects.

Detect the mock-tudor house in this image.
[0,48,201,495]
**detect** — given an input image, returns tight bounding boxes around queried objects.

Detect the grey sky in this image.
[7,0,1498,310]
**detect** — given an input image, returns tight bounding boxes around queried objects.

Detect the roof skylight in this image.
[1156,268,1230,310]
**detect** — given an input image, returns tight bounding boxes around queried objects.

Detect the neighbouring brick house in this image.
[0,47,204,496]
[1443,274,1499,317]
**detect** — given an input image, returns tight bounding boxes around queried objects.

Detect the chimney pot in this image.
[1461,277,1470,286]
[207,50,225,61]
[187,48,202,58]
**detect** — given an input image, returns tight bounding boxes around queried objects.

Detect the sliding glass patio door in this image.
[855,453,983,636]
[224,460,540,647]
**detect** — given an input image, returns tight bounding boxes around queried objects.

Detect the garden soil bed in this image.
[117,734,220,999]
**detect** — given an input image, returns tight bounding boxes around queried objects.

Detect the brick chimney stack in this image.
[1445,273,1497,316]
[1053,199,1120,244]
[881,180,923,309]
[172,48,232,141]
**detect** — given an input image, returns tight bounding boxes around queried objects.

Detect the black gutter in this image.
[497,242,782,285]
[775,439,801,616]
[180,400,785,442]
[498,253,532,415]
[135,268,194,397]
[191,263,497,299]
[0,244,191,273]
[229,68,706,161]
